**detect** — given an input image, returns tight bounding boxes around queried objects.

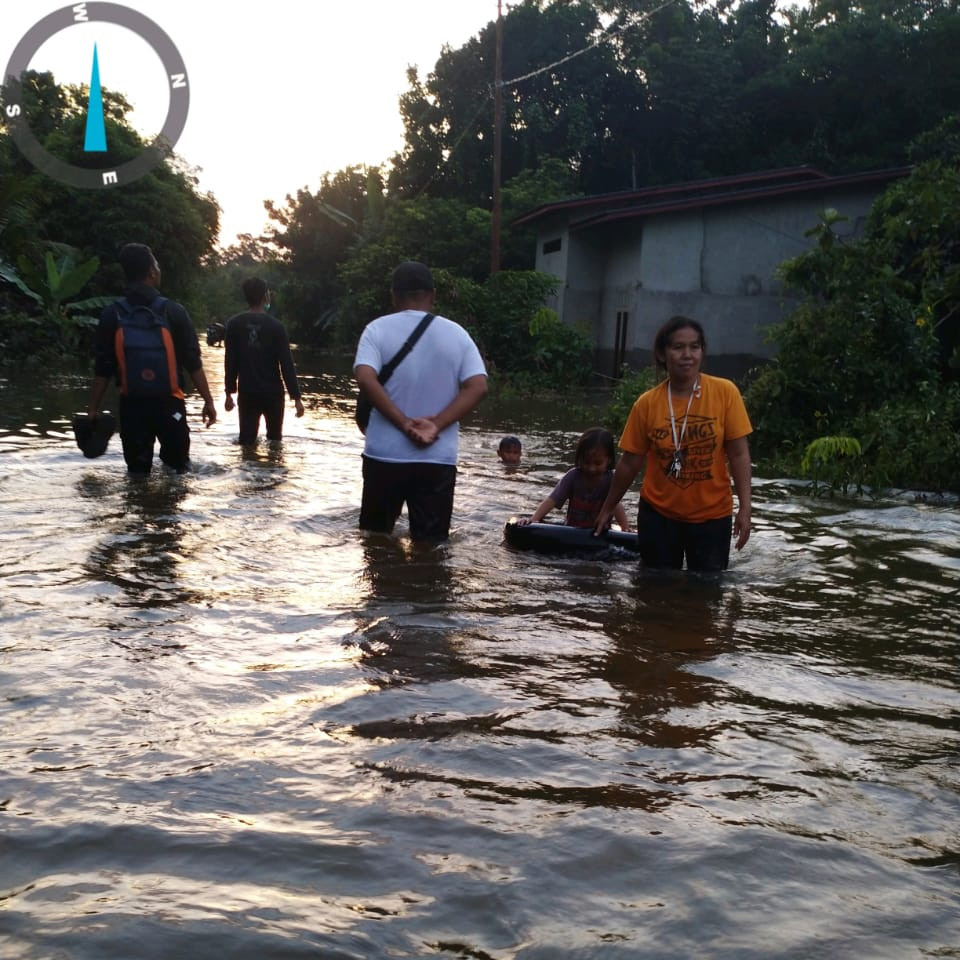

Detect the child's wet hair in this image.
[575,427,616,468]
[498,435,521,453]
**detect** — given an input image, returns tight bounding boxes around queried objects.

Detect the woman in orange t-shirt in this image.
[594,316,753,571]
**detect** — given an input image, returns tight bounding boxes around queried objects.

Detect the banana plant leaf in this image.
[0,259,42,303]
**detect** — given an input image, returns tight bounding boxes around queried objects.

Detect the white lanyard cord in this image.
[667,379,698,455]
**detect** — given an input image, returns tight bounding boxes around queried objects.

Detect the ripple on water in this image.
[1,358,959,959]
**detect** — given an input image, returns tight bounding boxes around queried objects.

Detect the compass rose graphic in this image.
[2,2,189,189]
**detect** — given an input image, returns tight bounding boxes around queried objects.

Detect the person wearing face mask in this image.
[593,315,753,572]
[224,277,304,445]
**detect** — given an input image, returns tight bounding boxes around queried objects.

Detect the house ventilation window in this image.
[542,238,562,254]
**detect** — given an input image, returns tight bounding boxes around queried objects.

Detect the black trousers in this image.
[636,498,733,572]
[359,456,457,543]
[118,395,190,474]
[237,391,285,444]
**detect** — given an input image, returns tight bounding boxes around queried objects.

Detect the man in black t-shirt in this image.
[224,278,304,444]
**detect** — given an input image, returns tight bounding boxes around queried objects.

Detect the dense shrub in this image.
[466,271,592,389]
[603,366,658,436]
[746,143,960,493]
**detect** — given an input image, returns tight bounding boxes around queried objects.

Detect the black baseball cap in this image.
[392,261,434,293]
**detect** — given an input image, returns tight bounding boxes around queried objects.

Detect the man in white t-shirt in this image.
[353,261,488,542]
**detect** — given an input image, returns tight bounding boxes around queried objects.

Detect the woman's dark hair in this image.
[653,315,707,374]
[575,427,616,468]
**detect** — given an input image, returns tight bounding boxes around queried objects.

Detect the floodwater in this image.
[1,348,959,960]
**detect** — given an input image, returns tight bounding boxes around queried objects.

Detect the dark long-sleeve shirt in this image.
[223,311,301,399]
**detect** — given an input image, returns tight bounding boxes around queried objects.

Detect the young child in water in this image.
[519,427,629,530]
[498,435,522,465]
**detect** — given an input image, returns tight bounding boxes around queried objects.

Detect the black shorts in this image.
[636,498,732,572]
[118,395,190,474]
[237,391,285,444]
[359,456,457,543]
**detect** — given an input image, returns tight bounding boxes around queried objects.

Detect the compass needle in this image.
[5,3,188,188]
[83,42,107,152]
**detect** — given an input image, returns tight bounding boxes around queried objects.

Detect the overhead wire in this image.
[501,0,679,89]
[409,0,680,198]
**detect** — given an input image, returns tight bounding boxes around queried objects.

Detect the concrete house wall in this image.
[524,170,905,380]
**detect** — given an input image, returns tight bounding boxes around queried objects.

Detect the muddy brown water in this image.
[1,348,958,959]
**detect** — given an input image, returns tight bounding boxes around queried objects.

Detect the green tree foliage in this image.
[0,71,219,307]
[605,0,960,180]
[0,170,34,265]
[870,118,960,371]
[801,435,864,495]
[334,195,492,347]
[852,380,960,492]
[0,243,115,364]
[390,0,645,202]
[243,0,960,392]
[528,305,594,385]
[499,157,581,269]
[191,234,283,330]
[472,271,564,378]
[1,242,101,319]
[268,157,581,348]
[603,365,658,435]
[333,262,587,389]
[262,167,375,342]
[441,269,593,389]
[391,0,960,202]
[746,128,960,492]
[613,0,771,182]
[772,0,960,170]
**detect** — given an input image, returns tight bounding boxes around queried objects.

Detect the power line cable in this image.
[409,0,679,198]
[410,96,495,200]
[500,0,679,89]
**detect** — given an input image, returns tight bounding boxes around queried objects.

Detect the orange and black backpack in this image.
[113,297,183,398]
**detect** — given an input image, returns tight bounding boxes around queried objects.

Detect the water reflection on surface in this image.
[1,351,958,959]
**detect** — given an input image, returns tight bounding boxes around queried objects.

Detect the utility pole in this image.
[491,0,503,275]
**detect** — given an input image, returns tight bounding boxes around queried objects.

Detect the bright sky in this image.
[4,0,500,246]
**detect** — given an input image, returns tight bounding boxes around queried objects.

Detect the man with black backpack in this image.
[87,243,217,474]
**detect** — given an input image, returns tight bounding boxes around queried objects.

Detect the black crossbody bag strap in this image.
[378,313,434,387]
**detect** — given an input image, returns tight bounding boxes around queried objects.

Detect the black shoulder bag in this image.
[355,313,435,434]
